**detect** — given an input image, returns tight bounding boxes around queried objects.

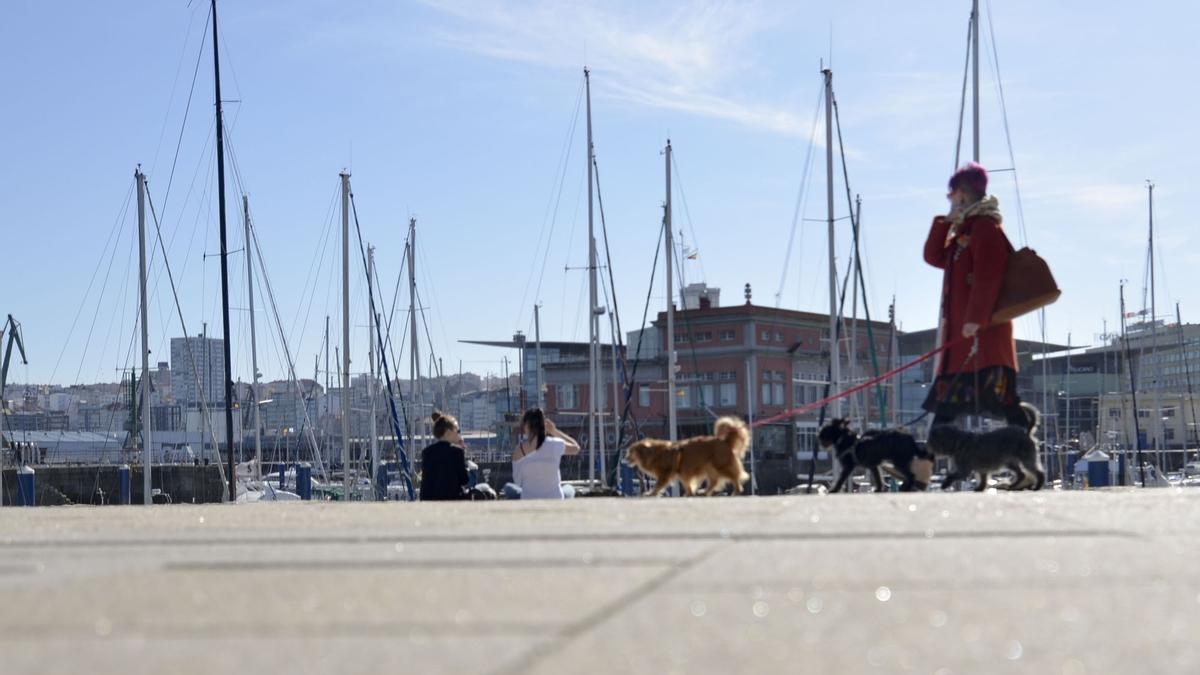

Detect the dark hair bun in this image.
[431,411,458,440]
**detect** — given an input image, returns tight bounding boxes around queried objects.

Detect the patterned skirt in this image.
[922,365,1021,419]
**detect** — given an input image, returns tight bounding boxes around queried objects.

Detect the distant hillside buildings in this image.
[8,296,1197,471]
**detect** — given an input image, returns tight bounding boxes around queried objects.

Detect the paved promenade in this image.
[2,489,1199,674]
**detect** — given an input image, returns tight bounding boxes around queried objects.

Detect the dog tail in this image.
[714,416,750,458]
[1020,403,1041,436]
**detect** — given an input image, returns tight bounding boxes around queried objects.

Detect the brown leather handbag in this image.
[991,233,1061,324]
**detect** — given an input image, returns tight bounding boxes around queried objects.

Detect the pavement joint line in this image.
[489,542,731,675]
[163,557,686,571]
[0,620,563,641]
[0,528,1138,550]
[730,529,1139,541]
[663,575,1198,594]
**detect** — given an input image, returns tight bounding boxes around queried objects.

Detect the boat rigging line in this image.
[590,155,639,448]
[47,184,134,386]
[776,88,824,308]
[144,180,231,494]
[153,7,211,224]
[348,192,416,498]
[515,76,586,331]
[668,149,708,285]
[240,199,330,483]
[614,213,665,453]
[982,0,1028,246]
[831,95,886,426]
[952,10,974,173]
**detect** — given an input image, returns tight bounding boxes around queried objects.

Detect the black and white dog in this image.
[925,403,1046,491]
[818,419,933,493]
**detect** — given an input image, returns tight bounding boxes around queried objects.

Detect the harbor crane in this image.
[1,314,28,447]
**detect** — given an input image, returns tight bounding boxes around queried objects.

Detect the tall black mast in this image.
[212,0,237,500]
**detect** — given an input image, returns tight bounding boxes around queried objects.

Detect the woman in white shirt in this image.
[505,408,581,500]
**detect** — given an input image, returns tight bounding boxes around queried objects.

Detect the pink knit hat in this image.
[948,162,988,196]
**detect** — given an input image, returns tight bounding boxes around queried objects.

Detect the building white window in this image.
[674,333,688,344]
[719,329,736,341]
[761,330,771,342]
[638,385,651,408]
[696,331,713,342]
[761,371,785,406]
[698,384,715,408]
[1109,408,1121,418]
[719,382,737,406]
[556,384,579,410]
[774,331,785,342]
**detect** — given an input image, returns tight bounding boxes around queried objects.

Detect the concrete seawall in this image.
[1,464,226,505]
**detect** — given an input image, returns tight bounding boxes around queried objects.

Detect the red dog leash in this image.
[750,335,973,428]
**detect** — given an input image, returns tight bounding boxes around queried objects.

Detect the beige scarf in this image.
[950,195,1003,226]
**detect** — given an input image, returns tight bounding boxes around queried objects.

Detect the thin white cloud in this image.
[416,0,811,136]
[1019,179,1147,220]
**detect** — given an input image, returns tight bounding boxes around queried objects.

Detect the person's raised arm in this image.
[924,216,954,269]
[545,418,581,456]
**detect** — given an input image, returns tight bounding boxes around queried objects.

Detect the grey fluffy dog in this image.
[926,403,1046,491]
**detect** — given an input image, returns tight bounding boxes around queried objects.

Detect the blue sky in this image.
[3,0,1198,386]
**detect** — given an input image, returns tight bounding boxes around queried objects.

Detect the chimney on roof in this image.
[744,283,752,305]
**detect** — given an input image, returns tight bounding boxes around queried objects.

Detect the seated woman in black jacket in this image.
[419,411,470,501]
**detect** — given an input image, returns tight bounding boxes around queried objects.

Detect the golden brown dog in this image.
[624,416,750,496]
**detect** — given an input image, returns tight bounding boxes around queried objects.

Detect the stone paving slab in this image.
[2,489,1199,674]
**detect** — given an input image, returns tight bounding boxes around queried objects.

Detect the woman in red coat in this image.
[922,162,1029,428]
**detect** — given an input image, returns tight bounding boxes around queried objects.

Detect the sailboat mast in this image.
[534,304,544,409]
[1148,181,1163,462]
[340,171,351,499]
[608,306,619,486]
[665,140,677,443]
[136,168,153,505]
[211,0,237,502]
[585,68,598,482]
[368,245,380,500]
[849,195,861,422]
[1121,282,1146,486]
[889,298,899,426]
[1176,303,1197,461]
[1065,333,1072,456]
[325,316,330,416]
[971,0,980,162]
[243,195,262,483]
[408,218,419,448]
[823,67,841,418]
